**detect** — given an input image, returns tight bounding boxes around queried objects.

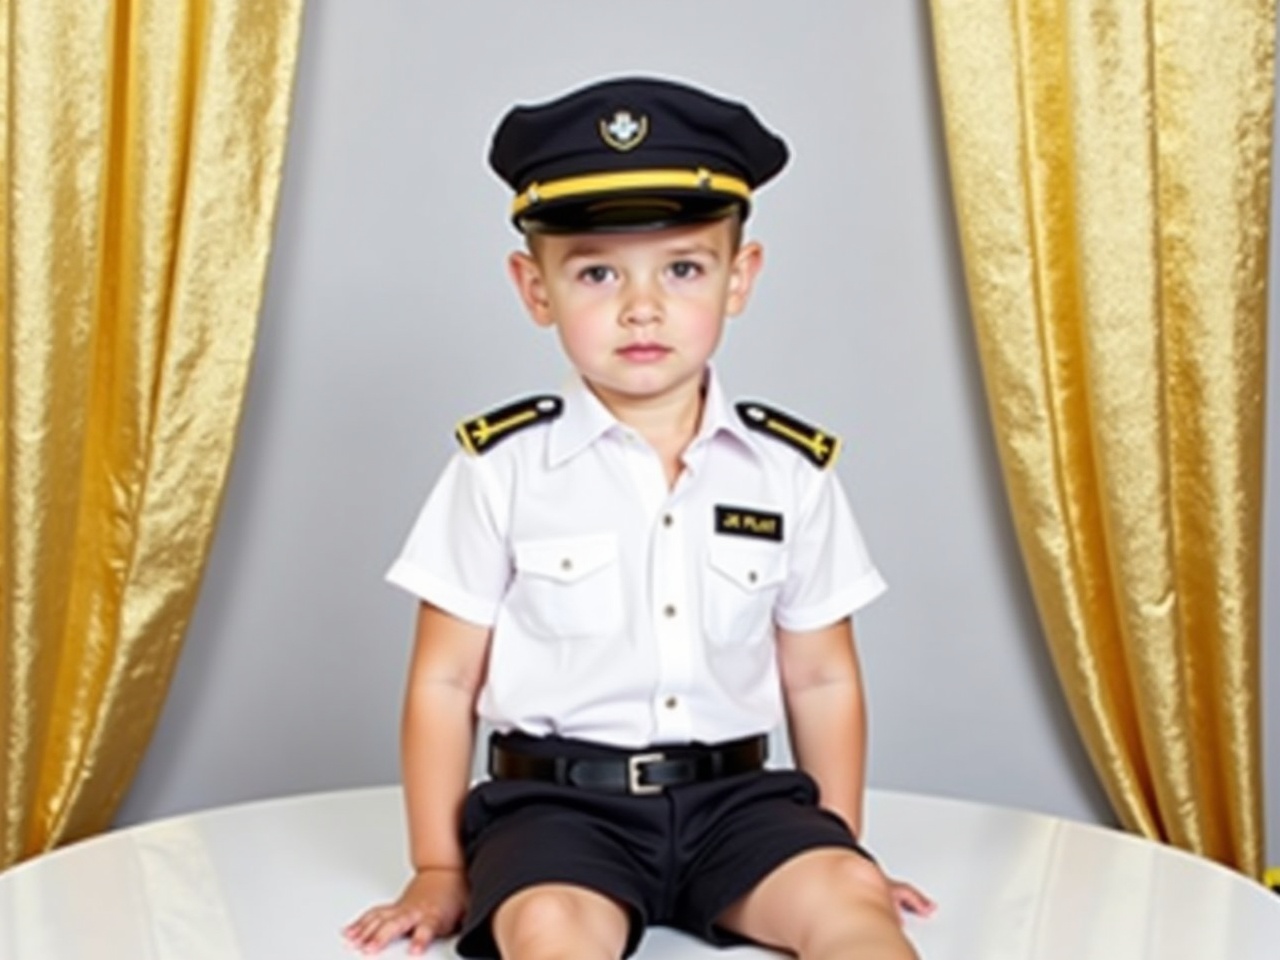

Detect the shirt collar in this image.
[546,366,760,467]
[547,374,617,466]
[696,367,756,451]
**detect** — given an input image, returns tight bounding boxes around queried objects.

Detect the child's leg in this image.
[716,848,919,960]
[492,882,630,960]
[457,768,658,958]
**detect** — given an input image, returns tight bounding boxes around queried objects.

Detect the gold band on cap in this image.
[511,168,751,217]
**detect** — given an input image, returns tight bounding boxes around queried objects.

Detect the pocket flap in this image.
[707,541,788,592]
[514,534,618,583]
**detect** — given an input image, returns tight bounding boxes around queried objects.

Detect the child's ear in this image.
[508,251,555,327]
[725,240,764,317]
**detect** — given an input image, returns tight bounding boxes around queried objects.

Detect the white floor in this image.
[4,787,1278,959]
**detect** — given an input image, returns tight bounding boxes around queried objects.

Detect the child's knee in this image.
[831,852,895,903]
[492,884,629,960]
[783,849,891,901]
[722,850,914,959]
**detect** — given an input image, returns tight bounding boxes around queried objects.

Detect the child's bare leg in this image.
[717,849,919,960]
[492,883,630,960]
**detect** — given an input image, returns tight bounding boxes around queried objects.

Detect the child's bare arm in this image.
[344,602,491,954]
[777,617,868,832]
[401,602,490,873]
[778,618,935,918]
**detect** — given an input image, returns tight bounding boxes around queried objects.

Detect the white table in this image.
[2,786,1277,958]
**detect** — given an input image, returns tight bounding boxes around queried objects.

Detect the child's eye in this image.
[578,265,616,284]
[668,260,703,280]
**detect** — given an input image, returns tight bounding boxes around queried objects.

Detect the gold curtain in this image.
[1,1,305,868]
[927,0,1271,877]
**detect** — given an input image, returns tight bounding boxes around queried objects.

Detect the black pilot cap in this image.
[488,76,789,234]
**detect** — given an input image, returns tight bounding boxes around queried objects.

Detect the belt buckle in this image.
[627,752,666,795]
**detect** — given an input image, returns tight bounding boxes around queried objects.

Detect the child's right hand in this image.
[342,866,468,955]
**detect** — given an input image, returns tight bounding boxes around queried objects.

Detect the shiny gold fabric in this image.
[928,0,1271,877]
[1,1,305,868]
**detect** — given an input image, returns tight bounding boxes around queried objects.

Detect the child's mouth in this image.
[617,344,671,362]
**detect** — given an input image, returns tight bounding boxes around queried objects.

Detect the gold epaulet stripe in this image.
[735,400,840,470]
[456,395,563,455]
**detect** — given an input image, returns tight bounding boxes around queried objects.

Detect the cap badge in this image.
[600,109,648,151]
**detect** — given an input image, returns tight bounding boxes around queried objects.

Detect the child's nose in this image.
[619,281,662,326]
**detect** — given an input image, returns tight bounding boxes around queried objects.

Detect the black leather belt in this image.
[489,735,768,796]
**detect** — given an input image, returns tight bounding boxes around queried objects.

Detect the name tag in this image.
[714,505,784,542]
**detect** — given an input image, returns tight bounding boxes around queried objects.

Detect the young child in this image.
[345,76,932,959]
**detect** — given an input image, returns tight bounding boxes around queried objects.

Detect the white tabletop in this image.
[2,786,1277,959]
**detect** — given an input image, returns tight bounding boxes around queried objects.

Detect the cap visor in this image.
[518,193,742,233]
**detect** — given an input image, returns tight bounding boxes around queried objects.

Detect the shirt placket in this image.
[650,498,693,742]
[619,429,695,743]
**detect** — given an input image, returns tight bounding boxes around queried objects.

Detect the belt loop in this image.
[554,755,570,784]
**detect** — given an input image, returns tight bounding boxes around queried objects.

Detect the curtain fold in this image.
[927,0,1271,876]
[1,0,305,868]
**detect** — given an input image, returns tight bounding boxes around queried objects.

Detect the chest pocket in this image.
[702,540,788,646]
[511,534,623,640]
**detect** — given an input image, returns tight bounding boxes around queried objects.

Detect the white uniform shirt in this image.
[387,370,886,748]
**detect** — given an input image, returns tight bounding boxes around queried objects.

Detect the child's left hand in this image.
[888,876,936,919]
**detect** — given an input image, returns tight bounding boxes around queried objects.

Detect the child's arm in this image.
[777,617,868,833]
[779,617,935,917]
[344,602,491,954]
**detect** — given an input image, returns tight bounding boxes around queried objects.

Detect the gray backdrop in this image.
[116,3,1279,865]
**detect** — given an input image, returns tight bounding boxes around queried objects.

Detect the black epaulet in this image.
[735,400,840,470]
[455,394,563,455]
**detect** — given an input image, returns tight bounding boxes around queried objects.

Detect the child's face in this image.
[508,217,762,417]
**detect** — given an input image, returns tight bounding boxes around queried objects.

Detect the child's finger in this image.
[892,882,936,916]
[344,907,418,953]
[406,921,436,954]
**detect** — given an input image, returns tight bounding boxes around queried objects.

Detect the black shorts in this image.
[456,735,872,958]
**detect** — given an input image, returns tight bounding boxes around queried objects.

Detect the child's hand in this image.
[887,875,936,920]
[343,866,468,955]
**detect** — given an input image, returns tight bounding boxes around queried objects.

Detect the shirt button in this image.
[662,513,674,528]
[663,604,677,618]
[747,570,758,584]
[664,696,679,710]
[561,558,573,572]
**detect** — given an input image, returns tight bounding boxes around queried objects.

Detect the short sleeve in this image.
[385,453,512,626]
[773,469,886,632]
